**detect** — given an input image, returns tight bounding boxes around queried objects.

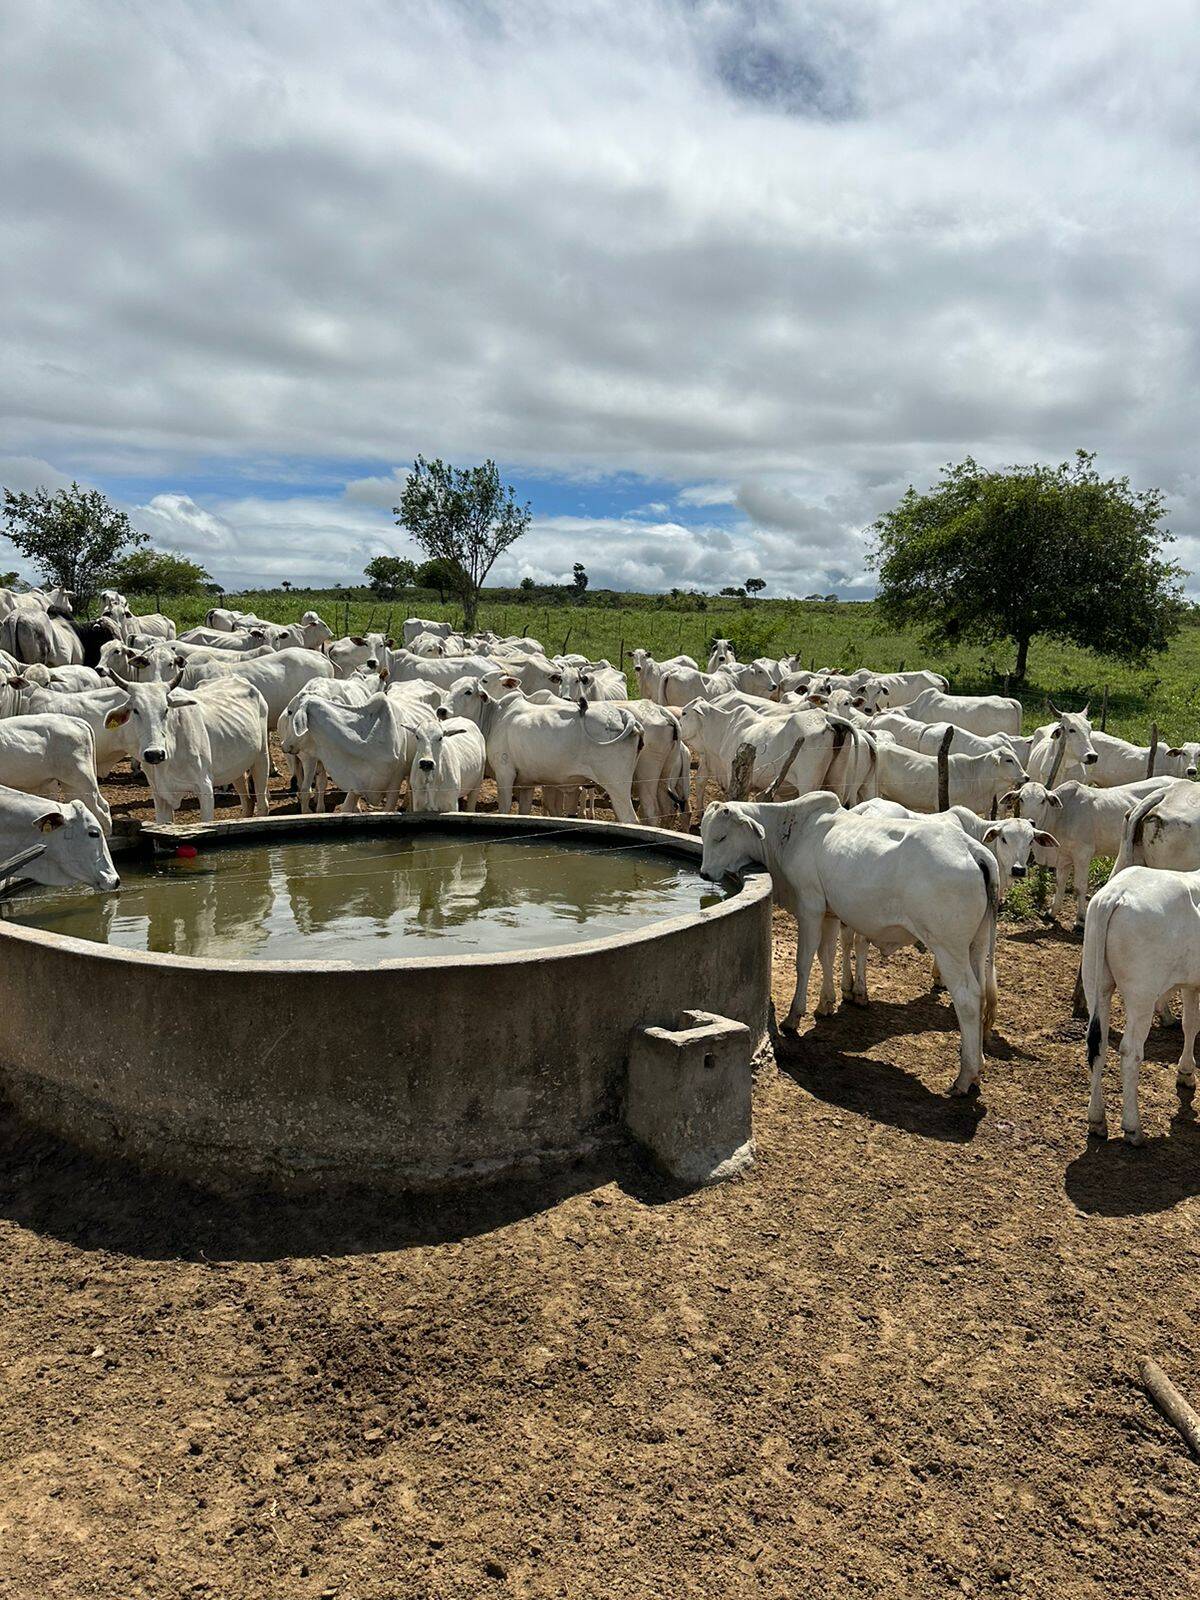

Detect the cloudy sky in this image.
[3,0,1198,595]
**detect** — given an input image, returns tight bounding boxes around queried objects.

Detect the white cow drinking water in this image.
[699,794,998,1094]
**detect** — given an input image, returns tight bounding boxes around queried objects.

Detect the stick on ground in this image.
[1140,1358,1200,1458]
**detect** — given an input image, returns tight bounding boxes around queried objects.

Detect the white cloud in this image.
[1,0,1197,591]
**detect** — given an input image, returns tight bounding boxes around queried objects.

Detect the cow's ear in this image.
[443,724,467,736]
[1034,830,1059,848]
[851,696,866,708]
[34,812,64,833]
[1047,791,1064,807]
[1168,747,1184,757]
[501,675,519,687]
[1049,726,1061,739]
[385,637,395,647]
[351,635,367,645]
[104,708,131,729]
[745,817,766,840]
[983,825,1002,844]
[167,691,198,708]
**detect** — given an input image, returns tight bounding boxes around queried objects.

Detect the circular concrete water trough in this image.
[0,813,772,1191]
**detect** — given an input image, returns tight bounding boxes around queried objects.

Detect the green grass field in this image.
[129,589,1200,745]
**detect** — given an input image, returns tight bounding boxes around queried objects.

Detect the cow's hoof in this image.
[1087,1119,1108,1139]
[1122,1127,1146,1147]
[930,982,946,995]
[948,1080,977,1098]
[848,992,869,1009]
[1072,921,1086,936]
[1177,1071,1197,1090]
[1040,912,1057,925]
[814,999,838,1017]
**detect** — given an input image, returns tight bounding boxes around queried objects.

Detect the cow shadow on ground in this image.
[0,1103,687,1264]
[770,1008,985,1144]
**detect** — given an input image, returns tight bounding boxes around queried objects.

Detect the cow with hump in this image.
[699,793,999,1096]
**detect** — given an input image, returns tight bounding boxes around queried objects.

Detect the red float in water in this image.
[175,845,198,860]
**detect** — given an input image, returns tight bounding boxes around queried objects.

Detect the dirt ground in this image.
[2,769,1200,1598]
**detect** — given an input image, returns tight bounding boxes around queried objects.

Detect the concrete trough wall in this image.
[0,814,771,1192]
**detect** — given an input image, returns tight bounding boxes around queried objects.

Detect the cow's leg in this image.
[338,790,360,814]
[314,762,329,813]
[1086,977,1114,1136]
[607,779,638,826]
[63,775,112,836]
[1177,986,1199,1093]
[196,774,216,823]
[151,786,176,825]
[250,748,269,815]
[783,900,826,1032]
[1050,861,1070,920]
[232,774,250,813]
[1118,995,1154,1145]
[1072,850,1092,931]
[840,926,855,999]
[515,784,534,815]
[933,949,983,1095]
[814,916,840,1015]
[464,785,480,813]
[493,762,516,815]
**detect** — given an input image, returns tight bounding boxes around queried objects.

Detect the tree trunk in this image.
[1013,633,1031,681]
[462,588,479,633]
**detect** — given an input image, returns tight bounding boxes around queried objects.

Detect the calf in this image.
[700,795,998,1093]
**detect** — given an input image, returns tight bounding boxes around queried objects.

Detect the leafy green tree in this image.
[107,547,212,595]
[395,458,531,631]
[416,556,470,603]
[519,576,536,592]
[0,571,18,587]
[572,562,589,597]
[1,481,147,608]
[364,555,418,598]
[745,577,766,598]
[870,452,1183,680]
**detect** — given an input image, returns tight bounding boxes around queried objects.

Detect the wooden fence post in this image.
[1146,722,1159,779]
[728,743,756,802]
[1100,684,1109,732]
[937,725,954,812]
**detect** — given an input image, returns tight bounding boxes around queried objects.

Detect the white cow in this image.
[179,647,335,725]
[103,670,270,824]
[410,718,487,813]
[465,689,642,822]
[699,795,998,1093]
[402,618,455,646]
[1004,777,1178,927]
[1024,707,1098,787]
[122,611,176,643]
[846,668,948,708]
[279,673,438,812]
[3,608,83,666]
[289,690,436,812]
[630,650,699,702]
[904,687,1023,738]
[1113,782,1200,875]
[875,740,1028,815]
[0,785,120,891]
[678,697,873,815]
[1085,729,1199,788]
[0,714,111,831]
[1083,866,1200,1144]
[853,797,1057,903]
[10,680,143,778]
[327,633,392,678]
[576,662,627,701]
[658,663,773,708]
[386,649,497,691]
[869,712,1031,763]
[707,639,737,671]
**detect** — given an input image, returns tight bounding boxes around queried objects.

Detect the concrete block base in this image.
[625,1010,755,1186]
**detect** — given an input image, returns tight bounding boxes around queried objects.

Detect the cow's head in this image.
[1046,701,1097,768]
[699,802,766,881]
[103,665,196,764]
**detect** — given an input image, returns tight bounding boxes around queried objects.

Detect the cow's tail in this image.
[967,842,1000,1043]
[1083,885,1122,1074]
[1113,789,1166,874]
[667,728,692,811]
[579,702,642,748]
[816,715,854,799]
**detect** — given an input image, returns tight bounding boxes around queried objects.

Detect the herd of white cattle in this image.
[0,591,1197,1146]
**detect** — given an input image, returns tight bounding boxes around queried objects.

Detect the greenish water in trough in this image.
[3,830,731,962]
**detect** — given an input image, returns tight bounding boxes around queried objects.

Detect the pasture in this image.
[134,587,1200,745]
[1,590,1199,1598]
